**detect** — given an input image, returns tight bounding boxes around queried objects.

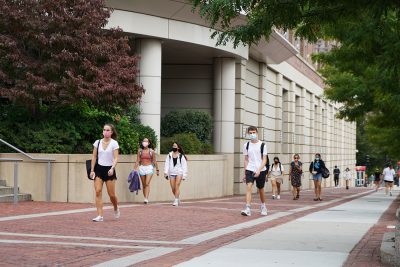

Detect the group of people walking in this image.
[89,123,188,222]
[240,126,338,217]
[88,124,394,221]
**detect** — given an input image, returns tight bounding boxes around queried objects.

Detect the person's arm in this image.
[182,156,188,179]
[164,154,170,177]
[255,155,267,177]
[152,151,159,176]
[108,148,119,176]
[90,141,98,179]
[134,150,140,170]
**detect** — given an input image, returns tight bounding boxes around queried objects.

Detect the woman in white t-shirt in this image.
[383,164,395,196]
[89,124,120,222]
[268,157,284,200]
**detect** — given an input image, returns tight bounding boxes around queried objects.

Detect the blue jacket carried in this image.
[128,170,141,195]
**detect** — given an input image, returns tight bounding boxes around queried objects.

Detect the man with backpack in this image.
[241,126,268,216]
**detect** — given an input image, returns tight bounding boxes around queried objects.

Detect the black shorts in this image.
[384,180,393,184]
[245,170,267,189]
[94,164,117,181]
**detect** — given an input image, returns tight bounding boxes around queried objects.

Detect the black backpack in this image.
[168,153,183,164]
[245,142,270,171]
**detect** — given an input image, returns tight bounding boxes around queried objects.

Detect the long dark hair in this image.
[273,157,280,163]
[175,142,188,160]
[104,123,117,139]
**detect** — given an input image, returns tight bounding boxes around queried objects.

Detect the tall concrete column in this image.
[213,58,236,153]
[136,39,162,150]
[275,74,283,154]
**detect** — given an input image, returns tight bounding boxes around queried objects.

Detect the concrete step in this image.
[0,180,6,186]
[0,186,16,195]
[0,194,32,202]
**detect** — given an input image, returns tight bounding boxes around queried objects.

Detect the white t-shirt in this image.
[243,141,268,172]
[383,167,395,182]
[93,139,119,166]
[270,163,284,176]
[343,171,352,180]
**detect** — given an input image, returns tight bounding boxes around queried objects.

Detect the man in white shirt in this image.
[383,164,396,196]
[241,126,268,216]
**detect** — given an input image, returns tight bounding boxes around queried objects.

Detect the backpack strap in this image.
[179,153,183,164]
[246,141,249,151]
[279,162,282,173]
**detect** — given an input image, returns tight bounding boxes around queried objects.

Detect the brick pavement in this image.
[0,187,385,266]
[343,192,400,267]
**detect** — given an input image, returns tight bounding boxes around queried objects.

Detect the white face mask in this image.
[142,141,149,147]
[249,133,257,140]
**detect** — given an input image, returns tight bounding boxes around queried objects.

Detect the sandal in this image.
[313,198,319,201]
[296,194,299,199]
[293,197,296,200]
[319,198,323,201]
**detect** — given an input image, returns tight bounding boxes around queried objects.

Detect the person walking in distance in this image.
[289,154,302,200]
[343,167,352,189]
[134,138,159,204]
[241,126,268,216]
[383,164,395,196]
[268,157,284,200]
[164,142,188,206]
[333,165,340,187]
[89,124,120,222]
[373,168,382,191]
[309,153,326,201]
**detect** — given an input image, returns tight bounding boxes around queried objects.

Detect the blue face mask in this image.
[249,133,257,140]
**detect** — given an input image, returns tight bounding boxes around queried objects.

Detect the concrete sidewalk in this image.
[177,188,399,267]
[0,186,398,266]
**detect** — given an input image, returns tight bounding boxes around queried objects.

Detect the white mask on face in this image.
[249,133,257,140]
[142,141,149,147]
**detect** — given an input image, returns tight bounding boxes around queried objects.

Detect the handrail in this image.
[0,138,55,203]
[0,158,23,204]
[0,139,55,162]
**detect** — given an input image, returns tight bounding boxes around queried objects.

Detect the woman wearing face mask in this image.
[309,153,326,201]
[90,124,120,222]
[289,154,302,200]
[164,143,188,206]
[134,138,159,204]
[268,157,284,200]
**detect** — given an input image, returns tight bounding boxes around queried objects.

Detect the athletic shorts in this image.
[245,170,267,189]
[94,164,117,181]
[139,165,154,176]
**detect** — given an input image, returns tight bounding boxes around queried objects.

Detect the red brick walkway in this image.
[0,187,390,266]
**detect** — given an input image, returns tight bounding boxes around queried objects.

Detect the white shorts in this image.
[139,165,154,176]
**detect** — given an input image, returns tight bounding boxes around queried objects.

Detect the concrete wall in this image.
[161,64,213,117]
[233,58,357,194]
[0,153,234,203]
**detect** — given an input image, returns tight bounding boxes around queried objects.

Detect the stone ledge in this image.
[381,231,400,267]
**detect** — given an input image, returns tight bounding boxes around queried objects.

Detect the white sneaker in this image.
[241,206,251,216]
[144,199,149,204]
[272,195,276,199]
[172,199,179,206]
[92,215,103,222]
[277,195,280,200]
[260,205,268,216]
[114,208,120,219]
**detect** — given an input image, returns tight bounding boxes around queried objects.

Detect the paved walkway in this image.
[0,186,398,267]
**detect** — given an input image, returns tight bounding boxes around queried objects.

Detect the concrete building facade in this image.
[106,0,356,194]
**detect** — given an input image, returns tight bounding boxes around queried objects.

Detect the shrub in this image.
[161,110,213,142]
[160,133,213,154]
[0,103,157,154]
